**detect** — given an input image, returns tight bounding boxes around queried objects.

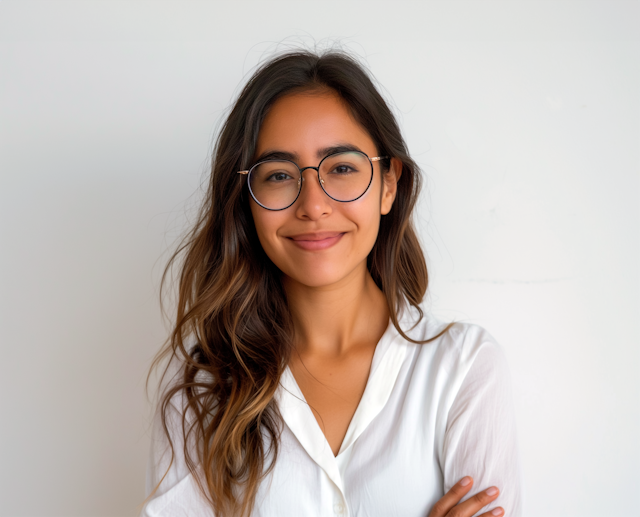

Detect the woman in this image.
[142,50,521,517]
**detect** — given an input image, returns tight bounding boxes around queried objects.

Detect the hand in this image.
[427,477,504,517]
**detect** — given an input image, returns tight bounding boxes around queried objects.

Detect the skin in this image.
[250,91,504,517]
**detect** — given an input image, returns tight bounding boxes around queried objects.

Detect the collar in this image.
[274,317,409,492]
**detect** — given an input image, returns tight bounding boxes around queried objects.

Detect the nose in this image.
[294,167,332,220]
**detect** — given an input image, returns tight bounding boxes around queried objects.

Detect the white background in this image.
[1,1,638,516]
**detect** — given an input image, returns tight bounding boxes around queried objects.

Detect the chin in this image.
[282,262,363,289]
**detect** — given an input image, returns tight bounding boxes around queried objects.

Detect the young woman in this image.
[142,50,521,517]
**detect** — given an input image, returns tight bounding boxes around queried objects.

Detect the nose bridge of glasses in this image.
[298,166,324,187]
[299,165,320,175]
[295,166,332,205]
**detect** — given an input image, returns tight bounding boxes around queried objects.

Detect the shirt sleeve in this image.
[441,340,523,516]
[141,362,214,516]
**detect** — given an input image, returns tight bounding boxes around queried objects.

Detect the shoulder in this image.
[397,305,510,385]
[401,304,502,355]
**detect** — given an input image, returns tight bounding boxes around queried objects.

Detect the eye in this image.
[266,171,294,182]
[329,163,357,175]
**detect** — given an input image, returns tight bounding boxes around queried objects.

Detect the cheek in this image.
[343,196,382,249]
[250,203,285,259]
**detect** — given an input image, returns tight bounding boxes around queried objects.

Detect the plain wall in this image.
[0,1,638,516]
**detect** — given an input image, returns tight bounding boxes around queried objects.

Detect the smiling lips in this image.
[287,232,345,251]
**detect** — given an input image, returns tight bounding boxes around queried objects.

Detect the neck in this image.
[283,262,390,359]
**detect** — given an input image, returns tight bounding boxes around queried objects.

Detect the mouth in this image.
[286,232,346,251]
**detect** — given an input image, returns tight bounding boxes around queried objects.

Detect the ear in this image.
[380,158,402,215]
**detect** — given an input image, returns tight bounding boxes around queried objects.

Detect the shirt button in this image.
[333,502,345,515]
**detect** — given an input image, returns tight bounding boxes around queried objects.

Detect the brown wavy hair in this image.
[149,49,449,516]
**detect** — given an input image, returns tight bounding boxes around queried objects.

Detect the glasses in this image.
[237,151,388,211]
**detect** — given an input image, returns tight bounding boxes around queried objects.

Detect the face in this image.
[249,91,399,290]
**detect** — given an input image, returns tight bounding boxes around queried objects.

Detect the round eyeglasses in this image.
[237,151,388,211]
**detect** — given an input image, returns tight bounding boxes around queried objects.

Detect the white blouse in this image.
[141,308,522,516]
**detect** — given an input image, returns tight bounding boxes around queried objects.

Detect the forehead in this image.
[255,91,376,160]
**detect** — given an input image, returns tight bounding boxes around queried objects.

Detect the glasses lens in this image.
[319,152,373,202]
[249,160,300,210]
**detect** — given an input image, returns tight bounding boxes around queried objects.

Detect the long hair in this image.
[149,49,446,516]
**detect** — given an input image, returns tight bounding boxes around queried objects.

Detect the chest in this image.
[257,366,445,517]
[289,345,375,456]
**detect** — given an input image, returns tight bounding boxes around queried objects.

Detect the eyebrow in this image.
[253,143,364,165]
